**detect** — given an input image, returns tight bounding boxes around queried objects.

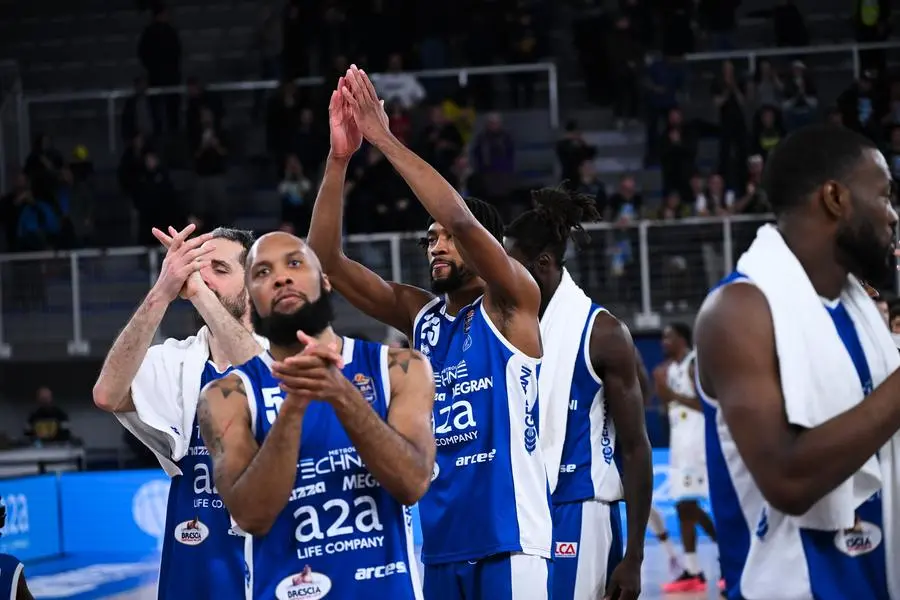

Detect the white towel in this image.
[116,327,269,476]
[539,268,594,494]
[736,225,900,548]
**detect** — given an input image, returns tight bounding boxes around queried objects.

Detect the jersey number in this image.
[293,496,383,543]
[263,387,283,425]
[3,493,29,535]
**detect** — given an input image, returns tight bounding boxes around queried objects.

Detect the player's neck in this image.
[207,317,254,370]
[270,327,342,362]
[445,282,485,317]
[538,272,563,319]
[672,348,689,363]
[778,219,847,300]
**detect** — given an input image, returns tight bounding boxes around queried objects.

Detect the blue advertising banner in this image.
[59,470,170,555]
[0,474,61,561]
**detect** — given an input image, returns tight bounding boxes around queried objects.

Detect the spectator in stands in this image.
[697,173,734,216]
[890,299,900,333]
[712,60,749,188]
[267,79,302,165]
[0,172,30,252]
[698,0,739,51]
[441,87,477,145]
[118,133,147,206]
[880,80,900,133]
[573,158,607,210]
[121,77,160,142]
[137,5,182,132]
[687,173,716,216]
[134,150,185,246]
[782,60,818,131]
[294,108,328,179]
[192,107,229,230]
[278,154,314,236]
[347,146,419,233]
[854,0,891,73]
[656,190,692,220]
[838,70,882,140]
[373,53,426,111]
[185,77,224,155]
[885,126,900,184]
[661,126,695,201]
[604,174,642,280]
[54,165,89,249]
[23,133,63,202]
[13,181,59,252]
[751,106,785,160]
[655,190,693,311]
[470,113,516,211]
[731,154,770,214]
[418,105,464,180]
[644,53,686,166]
[606,13,643,130]
[749,59,784,116]
[25,387,72,445]
[448,153,475,196]
[556,120,596,188]
[747,0,808,47]
[507,9,541,108]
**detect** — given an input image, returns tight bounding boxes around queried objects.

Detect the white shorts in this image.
[552,500,624,600]
[669,461,709,502]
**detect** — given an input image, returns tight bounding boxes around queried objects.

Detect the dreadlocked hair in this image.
[421,197,506,247]
[504,185,601,265]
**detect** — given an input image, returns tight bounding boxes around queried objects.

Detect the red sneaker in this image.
[662,571,708,593]
[718,578,726,591]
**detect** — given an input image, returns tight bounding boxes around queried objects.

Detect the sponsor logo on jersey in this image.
[834,519,882,557]
[354,561,408,580]
[275,566,332,600]
[174,518,209,546]
[352,373,376,404]
[555,542,578,557]
[431,461,440,482]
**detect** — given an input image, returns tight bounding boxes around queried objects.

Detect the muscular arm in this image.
[92,289,170,413]
[189,284,261,365]
[591,313,653,562]
[306,153,433,338]
[369,132,541,318]
[634,347,652,404]
[330,348,435,505]
[696,282,900,516]
[197,374,306,535]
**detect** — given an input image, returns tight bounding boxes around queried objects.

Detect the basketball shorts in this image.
[551,500,624,600]
[669,435,708,502]
[423,552,551,600]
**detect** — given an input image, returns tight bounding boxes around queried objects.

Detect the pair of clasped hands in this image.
[150,223,349,410]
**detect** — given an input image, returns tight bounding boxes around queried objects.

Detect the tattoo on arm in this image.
[197,378,247,458]
[388,349,423,375]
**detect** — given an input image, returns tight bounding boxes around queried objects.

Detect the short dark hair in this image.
[668,322,693,347]
[761,124,877,216]
[425,197,505,245]
[211,227,255,265]
[504,186,601,265]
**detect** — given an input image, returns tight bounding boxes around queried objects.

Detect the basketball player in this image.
[0,497,33,600]
[307,70,552,598]
[93,225,264,600]
[695,124,899,598]
[653,323,718,592]
[196,232,435,598]
[503,188,651,600]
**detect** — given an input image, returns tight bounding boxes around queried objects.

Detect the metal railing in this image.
[18,62,560,156]
[0,215,836,358]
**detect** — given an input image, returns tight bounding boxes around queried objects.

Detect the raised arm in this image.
[306,83,432,338]
[696,282,900,515]
[197,373,308,535]
[341,67,540,315]
[590,312,652,588]
[273,344,436,505]
[93,225,213,412]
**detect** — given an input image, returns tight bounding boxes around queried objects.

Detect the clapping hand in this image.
[151,224,214,302]
[340,65,390,143]
[329,77,363,159]
[272,331,348,409]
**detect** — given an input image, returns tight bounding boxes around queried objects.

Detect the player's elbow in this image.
[395,477,430,506]
[231,510,276,537]
[92,383,122,413]
[759,478,816,516]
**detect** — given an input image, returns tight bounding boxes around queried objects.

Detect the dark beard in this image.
[430,262,472,294]
[251,290,335,347]
[835,216,895,287]
[192,290,247,330]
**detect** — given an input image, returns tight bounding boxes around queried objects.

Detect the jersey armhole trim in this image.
[411,295,444,339]
[582,307,607,386]
[229,370,259,437]
[478,301,542,362]
[10,562,22,600]
[379,345,392,410]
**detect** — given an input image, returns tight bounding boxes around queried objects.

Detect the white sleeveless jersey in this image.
[666,351,704,455]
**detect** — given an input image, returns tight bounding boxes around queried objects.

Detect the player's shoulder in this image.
[588,307,633,354]
[697,275,769,334]
[387,346,433,380]
[0,552,21,569]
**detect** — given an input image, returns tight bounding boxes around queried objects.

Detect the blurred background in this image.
[0,0,897,595]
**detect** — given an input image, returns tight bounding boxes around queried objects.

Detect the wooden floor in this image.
[91,542,724,600]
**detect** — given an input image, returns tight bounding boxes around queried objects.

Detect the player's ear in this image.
[321,274,332,294]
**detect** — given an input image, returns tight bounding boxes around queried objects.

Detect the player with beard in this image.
[307,71,551,599]
[695,124,900,599]
[0,497,34,599]
[196,232,435,599]
[93,225,266,600]
[504,188,651,600]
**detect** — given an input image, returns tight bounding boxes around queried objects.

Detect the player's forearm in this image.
[369,131,474,234]
[332,385,432,505]
[307,154,350,269]
[93,289,169,412]
[190,285,261,365]
[619,440,652,561]
[671,393,702,411]
[223,407,307,535]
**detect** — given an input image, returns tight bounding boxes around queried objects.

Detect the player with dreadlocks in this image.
[504,187,653,600]
[0,496,34,599]
[307,69,552,600]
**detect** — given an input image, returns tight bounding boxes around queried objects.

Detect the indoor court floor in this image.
[25,541,723,600]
